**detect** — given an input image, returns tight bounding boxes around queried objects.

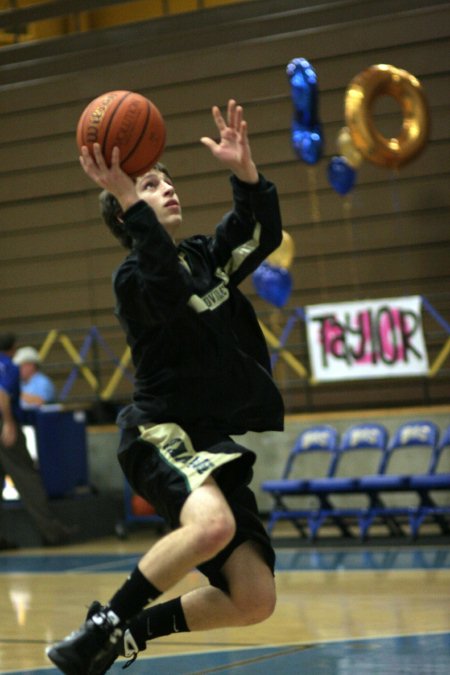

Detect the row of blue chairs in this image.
[261,421,450,541]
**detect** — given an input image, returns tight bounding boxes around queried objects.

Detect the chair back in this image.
[283,425,339,479]
[431,425,450,474]
[336,423,388,476]
[383,420,440,475]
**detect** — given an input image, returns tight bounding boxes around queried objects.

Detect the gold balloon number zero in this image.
[345,64,430,168]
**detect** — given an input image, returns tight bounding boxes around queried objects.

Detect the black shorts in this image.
[118,423,275,592]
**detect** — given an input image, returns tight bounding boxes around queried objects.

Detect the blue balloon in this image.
[327,156,357,195]
[252,262,292,308]
[287,58,319,125]
[291,123,323,165]
[287,58,323,164]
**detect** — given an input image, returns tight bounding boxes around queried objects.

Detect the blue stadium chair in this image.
[384,421,440,474]
[429,425,450,474]
[305,423,389,539]
[408,424,450,538]
[334,422,389,478]
[358,420,440,539]
[261,425,339,537]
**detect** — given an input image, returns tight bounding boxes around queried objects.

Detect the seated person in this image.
[13,346,55,408]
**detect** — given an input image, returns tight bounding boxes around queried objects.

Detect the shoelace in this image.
[122,652,138,669]
[86,602,141,669]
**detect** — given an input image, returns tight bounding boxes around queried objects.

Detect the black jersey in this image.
[114,174,285,434]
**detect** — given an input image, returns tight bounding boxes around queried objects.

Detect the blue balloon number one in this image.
[287,58,323,165]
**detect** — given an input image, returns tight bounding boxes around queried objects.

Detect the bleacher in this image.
[262,421,450,541]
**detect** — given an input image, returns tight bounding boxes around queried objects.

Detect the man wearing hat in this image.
[14,346,55,408]
[0,333,73,547]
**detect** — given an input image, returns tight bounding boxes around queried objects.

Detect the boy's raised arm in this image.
[200,99,259,185]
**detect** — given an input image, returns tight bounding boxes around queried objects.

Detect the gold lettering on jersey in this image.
[138,422,241,492]
[203,282,229,308]
[188,281,229,314]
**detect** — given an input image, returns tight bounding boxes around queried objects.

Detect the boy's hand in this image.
[201,99,259,184]
[79,144,139,211]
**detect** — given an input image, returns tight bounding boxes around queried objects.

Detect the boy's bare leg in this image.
[181,540,276,629]
[119,540,276,653]
[137,477,236,591]
[47,477,274,674]
[136,476,275,630]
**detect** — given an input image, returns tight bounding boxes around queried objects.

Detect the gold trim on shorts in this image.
[138,422,242,492]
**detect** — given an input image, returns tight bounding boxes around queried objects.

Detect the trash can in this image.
[27,406,89,498]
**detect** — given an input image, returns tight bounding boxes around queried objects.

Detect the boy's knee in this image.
[239,586,276,624]
[228,570,276,625]
[193,512,236,560]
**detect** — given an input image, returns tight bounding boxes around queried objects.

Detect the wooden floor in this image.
[0,528,449,674]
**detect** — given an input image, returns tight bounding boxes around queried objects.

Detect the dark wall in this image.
[0,0,449,410]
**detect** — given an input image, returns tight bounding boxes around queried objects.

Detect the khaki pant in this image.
[0,421,68,543]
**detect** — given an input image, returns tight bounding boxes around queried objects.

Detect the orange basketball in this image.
[131,494,156,517]
[76,90,166,178]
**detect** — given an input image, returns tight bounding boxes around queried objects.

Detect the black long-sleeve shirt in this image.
[114,174,285,434]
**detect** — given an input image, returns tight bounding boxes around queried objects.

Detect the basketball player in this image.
[47,99,284,674]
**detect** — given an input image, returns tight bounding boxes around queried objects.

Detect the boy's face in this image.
[135,169,182,238]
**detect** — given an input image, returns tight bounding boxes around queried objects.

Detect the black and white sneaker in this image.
[85,601,143,672]
[46,608,123,675]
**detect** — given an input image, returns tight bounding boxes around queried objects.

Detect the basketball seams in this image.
[129,128,166,178]
[121,97,151,169]
[102,91,134,159]
[127,104,166,177]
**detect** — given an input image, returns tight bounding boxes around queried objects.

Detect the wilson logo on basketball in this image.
[85,93,118,143]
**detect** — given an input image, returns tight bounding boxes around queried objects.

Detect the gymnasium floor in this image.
[0,529,449,674]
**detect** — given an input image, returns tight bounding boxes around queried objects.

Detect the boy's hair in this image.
[99,162,172,250]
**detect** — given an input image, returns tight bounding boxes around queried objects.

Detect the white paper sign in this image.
[305,296,429,382]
